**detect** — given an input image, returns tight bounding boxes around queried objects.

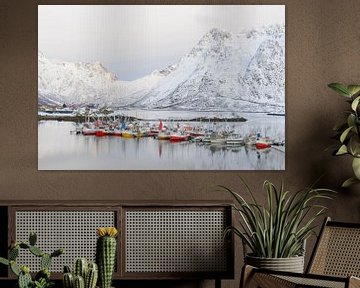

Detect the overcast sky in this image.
[38,5,285,80]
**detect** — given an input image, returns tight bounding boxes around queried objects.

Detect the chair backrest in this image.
[307,217,360,277]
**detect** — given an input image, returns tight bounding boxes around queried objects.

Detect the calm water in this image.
[38,116,285,170]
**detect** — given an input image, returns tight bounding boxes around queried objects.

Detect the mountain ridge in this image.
[38,25,285,113]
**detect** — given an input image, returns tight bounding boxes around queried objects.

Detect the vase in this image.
[245,254,305,273]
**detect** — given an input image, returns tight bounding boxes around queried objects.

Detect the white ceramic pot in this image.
[245,254,305,273]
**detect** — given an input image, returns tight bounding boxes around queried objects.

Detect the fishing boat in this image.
[202,131,218,144]
[157,131,171,140]
[95,128,108,137]
[202,134,212,144]
[191,136,204,142]
[112,129,122,136]
[188,125,205,138]
[256,137,272,149]
[122,130,135,138]
[82,127,97,136]
[148,130,159,137]
[189,131,205,138]
[210,138,227,145]
[170,133,189,142]
[209,132,227,145]
[226,134,244,146]
[134,130,148,138]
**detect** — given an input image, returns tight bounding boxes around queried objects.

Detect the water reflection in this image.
[38,121,285,170]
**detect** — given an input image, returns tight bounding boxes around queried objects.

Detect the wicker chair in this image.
[241,217,360,288]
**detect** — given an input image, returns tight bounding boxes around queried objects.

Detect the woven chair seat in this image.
[277,275,346,288]
[241,218,360,288]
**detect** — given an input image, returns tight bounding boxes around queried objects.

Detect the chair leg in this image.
[215,278,221,288]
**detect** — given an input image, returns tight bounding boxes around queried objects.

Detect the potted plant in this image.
[328,83,360,187]
[221,179,334,273]
[0,232,64,288]
[62,258,98,288]
[96,227,118,288]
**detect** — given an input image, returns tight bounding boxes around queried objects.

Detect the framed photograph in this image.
[38,5,285,170]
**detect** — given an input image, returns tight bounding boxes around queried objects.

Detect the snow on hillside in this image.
[38,25,285,113]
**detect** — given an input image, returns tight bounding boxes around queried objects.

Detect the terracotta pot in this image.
[245,254,304,273]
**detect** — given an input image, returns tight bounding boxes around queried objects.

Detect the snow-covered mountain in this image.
[38,25,285,113]
[38,51,163,107]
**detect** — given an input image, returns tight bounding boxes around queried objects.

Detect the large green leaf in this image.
[347,114,356,128]
[336,144,348,155]
[352,157,360,179]
[340,126,353,143]
[349,135,360,157]
[351,96,360,111]
[342,177,360,188]
[347,85,360,97]
[10,261,20,276]
[328,83,351,97]
[0,257,9,266]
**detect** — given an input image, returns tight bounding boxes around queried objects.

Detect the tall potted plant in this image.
[222,179,334,273]
[328,83,360,187]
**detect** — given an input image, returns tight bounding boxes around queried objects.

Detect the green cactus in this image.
[63,272,74,288]
[40,253,52,269]
[29,246,44,257]
[19,243,30,249]
[41,253,52,270]
[29,232,37,246]
[96,228,117,288]
[18,269,32,288]
[0,257,9,266]
[51,248,64,258]
[10,260,21,276]
[74,258,88,279]
[85,263,98,288]
[87,262,97,271]
[63,265,72,273]
[21,265,30,274]
[73,275,85,288]
[64,259,98,288]
[9,246,19,260]
[0,233,63,288]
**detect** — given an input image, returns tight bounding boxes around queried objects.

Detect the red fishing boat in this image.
[170,134,189,142]
[95,129,108,137]
[255,138,272,149]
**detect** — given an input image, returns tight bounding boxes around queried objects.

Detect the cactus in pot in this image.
[74,258,88,280]
[85,262,98,288]
[62,259,98,288]
[96,227,118,288]
[19,266,32,288]
[73,275,85,288]
[0,232,64,288]
[62,266,74,288]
